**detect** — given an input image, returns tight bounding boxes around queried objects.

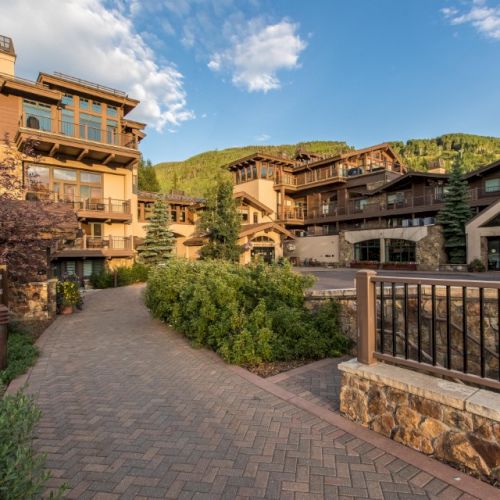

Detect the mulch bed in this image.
[244,359,314,378]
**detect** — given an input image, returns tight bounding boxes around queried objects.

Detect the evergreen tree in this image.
[437,157,472,263]
[138,159,161,192]
[200,179,241,262]
[137,199,176,265]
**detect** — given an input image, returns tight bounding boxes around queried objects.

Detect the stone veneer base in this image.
[338,359,500,483]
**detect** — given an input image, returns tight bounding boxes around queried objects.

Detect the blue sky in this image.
[2,0,500,163]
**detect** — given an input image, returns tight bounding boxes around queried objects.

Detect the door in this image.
[251,246,275,264]
[487,237,500,270]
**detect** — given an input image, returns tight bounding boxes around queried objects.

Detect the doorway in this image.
[251,246,275,264]
[487,237,500,270]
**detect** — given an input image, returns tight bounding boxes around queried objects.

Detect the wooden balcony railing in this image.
[19,113,138,149]
[26,191,131,215]
[72,235,132,250]
[277,205,306,221]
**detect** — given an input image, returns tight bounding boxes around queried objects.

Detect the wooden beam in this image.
[102,153,115,166]
[76,148,89,161]
[49,142,59,157]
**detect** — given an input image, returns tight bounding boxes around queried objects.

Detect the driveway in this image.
[296,267,500,290]
[19,285,494,498]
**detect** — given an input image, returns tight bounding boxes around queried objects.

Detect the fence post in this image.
[356,270,377,365]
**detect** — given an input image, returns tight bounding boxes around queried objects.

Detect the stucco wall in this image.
[285,235,339,264]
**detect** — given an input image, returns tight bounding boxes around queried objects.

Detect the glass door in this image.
[488,237,500,270]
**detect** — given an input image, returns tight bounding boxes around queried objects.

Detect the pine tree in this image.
[437,157,472,263]
[137,199,176,265]
[138,159,161,192]
[200,178,241,262]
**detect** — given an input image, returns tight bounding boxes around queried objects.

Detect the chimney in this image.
[0,35,16,76]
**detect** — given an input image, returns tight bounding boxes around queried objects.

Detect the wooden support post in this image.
[356,270,377,365]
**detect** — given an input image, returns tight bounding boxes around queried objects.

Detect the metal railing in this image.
[26,191,131,215]
[356,271,500,390]
[19,113,138,149]
[277,205,306,221]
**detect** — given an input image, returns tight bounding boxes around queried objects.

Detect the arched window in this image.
[354,239,380,262]
[385,239,416,263]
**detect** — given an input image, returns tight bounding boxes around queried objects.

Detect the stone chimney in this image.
[0,35,16,76]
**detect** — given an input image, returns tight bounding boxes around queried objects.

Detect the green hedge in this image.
[0,330,39,387]
[145,260,350,365]
[0,392,63,499]
[90,262,150,288]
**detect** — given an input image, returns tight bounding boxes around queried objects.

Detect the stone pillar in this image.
[380,238,385,264]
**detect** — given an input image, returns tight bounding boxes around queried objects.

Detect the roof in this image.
[369,171,449,195]
[227,152,297,170]
[465,158,500,180]
[239,222,295,239]
[183,235,207,246]
[292,143,406,173]
[138,191,205,205]
[233,191,273,215]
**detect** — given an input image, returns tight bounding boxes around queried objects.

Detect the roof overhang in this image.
[233,191,273,215]
[239,222,295,239]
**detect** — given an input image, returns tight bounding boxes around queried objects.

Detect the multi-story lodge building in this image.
[228,145,500,270]
[0,35,202,281]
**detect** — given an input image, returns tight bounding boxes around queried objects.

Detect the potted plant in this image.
[56,279,81,314]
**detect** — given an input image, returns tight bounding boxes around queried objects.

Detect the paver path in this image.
[20,285,495,499]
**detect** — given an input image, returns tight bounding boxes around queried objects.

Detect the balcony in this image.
[277,205,306,224]
[54,235,134,259]
[274,169,345,192]
[26,190,132,222]
[16,113,140,168]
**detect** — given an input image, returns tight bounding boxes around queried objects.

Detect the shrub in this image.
[0,329,39,387]
[145,259,350,365]
[56,280,81,308]
[468,258,486,272]
[0,391,65,499]
[90,262,150,289]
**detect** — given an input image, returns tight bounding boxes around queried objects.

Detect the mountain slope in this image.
[154,134,500,197]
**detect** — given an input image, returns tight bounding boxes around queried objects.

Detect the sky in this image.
[1,0,499,163]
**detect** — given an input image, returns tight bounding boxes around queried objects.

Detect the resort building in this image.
[0,34,201,281]
[228,145,500,270]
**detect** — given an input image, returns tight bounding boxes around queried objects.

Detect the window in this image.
[385,239,416,263]
[387,192,405,207]
[83,259,104,278]
[253,212,258,224]
[23,99,51,131]
[240,210,249,222]
[107,105,118,117]
[79,98,89,110]
[26,165,50,191]
[54,168,77,181]
[62,94,74,106]
[485,178,500,193]
[252,165,258,179]
[261,163,267,178]
[80,112,102,141]
[106,119,118,145]
[80,171,101,184]
[354,198,368,211]
[92,101,102,113]
[61,109,74,136]
[354,239,380,262]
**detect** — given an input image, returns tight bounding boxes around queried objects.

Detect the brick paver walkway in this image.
[270,358,349,412]
[17,285,496,499]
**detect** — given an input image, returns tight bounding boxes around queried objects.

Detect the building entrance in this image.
[487,237,500,270]
[251,246,275,264]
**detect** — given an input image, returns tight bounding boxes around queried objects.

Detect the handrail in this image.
[356,270,500,390]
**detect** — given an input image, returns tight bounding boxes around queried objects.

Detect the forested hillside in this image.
[154,134,500,197]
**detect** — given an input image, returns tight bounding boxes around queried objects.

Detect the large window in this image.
[26,165,102,203]
[385,239,416,263]
[80,112,102,142]
[23,99,52,131]
[354,239,380,262]
[485,178,500,193]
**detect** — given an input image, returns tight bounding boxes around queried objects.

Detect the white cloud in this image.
[442,0,500,40]
[255,133,270,142]
[208,19,306,92]
[1,0,194,131]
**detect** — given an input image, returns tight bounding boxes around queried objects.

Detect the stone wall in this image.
[415,224,447,271]
[9,279,57,321]
[338,232,353,267]
[339,360,500,483]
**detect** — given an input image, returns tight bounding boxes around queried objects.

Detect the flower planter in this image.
[350,261,379,270]
[61,305,73,315]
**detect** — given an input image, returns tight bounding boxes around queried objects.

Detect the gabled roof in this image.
[369,171,448,195]
[239,222,295,239]
[233,191,273,215]
[465,158,500,180]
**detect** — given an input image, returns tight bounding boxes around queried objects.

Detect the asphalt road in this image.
[296,267,500,290]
